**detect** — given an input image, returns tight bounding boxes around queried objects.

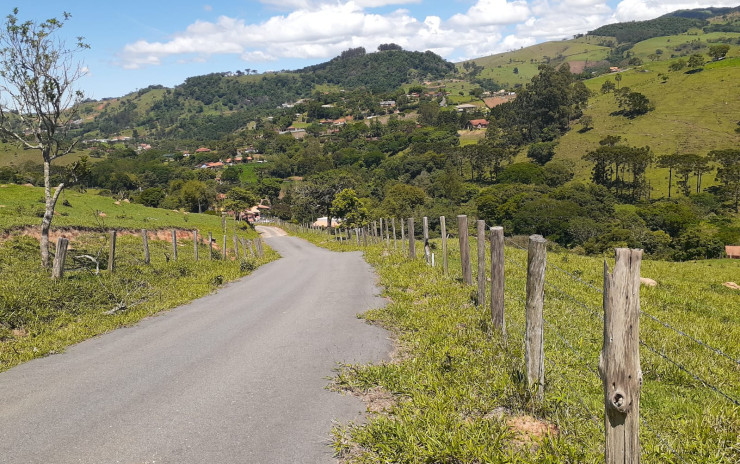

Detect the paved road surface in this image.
[0,227,389,463]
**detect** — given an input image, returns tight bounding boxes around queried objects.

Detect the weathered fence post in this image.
[400,218,405,251]
[363,227,368,247]
[600,248,643,464]
[108,230,117,272]
[440,216,448,275]
[171,229,178,261]
[457,215,472,285]
[233,234,239,259]
[423,216,430,264]
[477,220,486,306]
[385,217,390,246]
[52,237,69,279]
[257,238,264,257]
[392,218,397,250]
[193,230,199,261]
[142,229,150,264]
[208,232,213,260]
[490,226,505,335]
[221,213,226,233]
[222,235,227,260]
[240,237,248,259]
[408,217,415,259]
[526,234,547,402]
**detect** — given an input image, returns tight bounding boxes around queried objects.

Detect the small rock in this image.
[723,282,740,291]
[640,277,658,287]
[114,201,121,205]
[122,198,130,203]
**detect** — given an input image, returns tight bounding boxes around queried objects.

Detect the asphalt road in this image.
[0,226,389,464]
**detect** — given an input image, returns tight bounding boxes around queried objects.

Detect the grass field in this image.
[286,223,739,463]
[0,144,93,168]
[0,184,275,372]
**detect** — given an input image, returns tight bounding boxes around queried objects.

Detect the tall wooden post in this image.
[385,217,390,246]
[408,217,415,259]
[142,229,150,264]
[193,230,199,261]
[526,235,547,402]
[423,217,430,264]
[363,228,368,247]
[222,235,227,260]
[457,215,472,285]
[171,229,178,261]
[52,237,69,279]
[379,218,384,244]
[600,248,642,464]
[208,232,213,260]
[391,218,397,250]
[221,213,226,233]
[440,216,448,275]
[477,220,486,306]
[490,226,505,335]
[400,219,405,251]
[240,237,248,259]
[233,234,239,259]
[108,230,117,272]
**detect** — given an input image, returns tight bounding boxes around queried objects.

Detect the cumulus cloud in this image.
[117,0,734,70]
[614,0,740,22]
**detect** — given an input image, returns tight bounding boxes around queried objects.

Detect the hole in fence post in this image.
[525,234,546,403]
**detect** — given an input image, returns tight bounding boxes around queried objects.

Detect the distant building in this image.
[456,103,478,112]
[726,246,740,259]
[467,119,489,130]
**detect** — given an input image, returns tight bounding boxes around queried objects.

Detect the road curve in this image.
[0,227,389,464]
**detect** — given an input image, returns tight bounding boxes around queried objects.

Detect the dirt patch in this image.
[566,60,587,74]
[723,281,740,291]
[506,415,559,451]
[484,96,515,108]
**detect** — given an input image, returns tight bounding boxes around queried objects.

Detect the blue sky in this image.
[12,1,739,98]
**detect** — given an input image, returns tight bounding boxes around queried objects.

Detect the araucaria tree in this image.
[0,9,88,268]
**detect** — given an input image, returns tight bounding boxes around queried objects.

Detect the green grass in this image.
[0,144,93,168]
[237,164,259,184]
[0,185,277,372]
[283,223,739,463]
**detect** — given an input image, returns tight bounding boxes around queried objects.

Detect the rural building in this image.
[726,246,740,259]
[467,119,489,130]
[456,103,478,112]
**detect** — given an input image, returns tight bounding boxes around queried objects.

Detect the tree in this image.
[708,44,730,61]
[658,153,681,198]
[579,115,593,132]
[0,9,88,268]
[601,80,616,94]
[526,141,557,165]
[223,187,258,218]
[709,149,740,212]
[614,73,622,89]
[331,188,368,228]
[687,53,704,70]
[669,59,686,71]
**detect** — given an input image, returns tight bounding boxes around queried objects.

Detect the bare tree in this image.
[0,9,88,268]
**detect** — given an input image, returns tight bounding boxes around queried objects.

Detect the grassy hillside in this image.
[463,37,612,87]
[554,55,740,197]
[0,184,274,372]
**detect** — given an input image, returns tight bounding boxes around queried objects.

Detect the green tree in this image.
[600,80,616,94]
[331,188,368,228]
[526,141,557,165]
[0,9,88,268]
[709,149,740,212]
[708,44,730,61]
[687,53,704,70]
[658,153,682,198]
[669,59,687,71]
[180,180,211,213]
[223,187,258,218]
[381,183,426,219]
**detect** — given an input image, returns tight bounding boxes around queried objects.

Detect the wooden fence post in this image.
[385,217,390,246]
[233,234,239,259]
[458,215,472,285]
[379,218,383,244]
[363,228,368,247]
[171,229,178,261]
[600,248,642,464]
[526,234,547,402]
[477,220,486,306]
[423,216,430,264]
[221,213,226,233]
[222,235,227,260]
[193,230,199,261]
[408,217,415,259]
[240,237,248,259]
[208,232,213,260]
[490,226,505,335]
[392,218,397,250]
[142,229,150,264]
[52,237,69,279]
[400,218,405,251]
[257,238,264,257]
[440,216,448,275]
[108,230,117,272]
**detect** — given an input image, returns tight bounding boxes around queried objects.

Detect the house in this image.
[609,67,620,73]
[726,246,740,259]
[379,100,396,107]
[467,119,489,130]
[196,147,212,153]
[456,103,478,112]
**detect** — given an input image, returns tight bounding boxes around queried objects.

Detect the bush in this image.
[497,163,545,185]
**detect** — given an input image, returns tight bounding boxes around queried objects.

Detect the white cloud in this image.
[614,0,740,22]
[448,0,532,27]
[117,0,737,70]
